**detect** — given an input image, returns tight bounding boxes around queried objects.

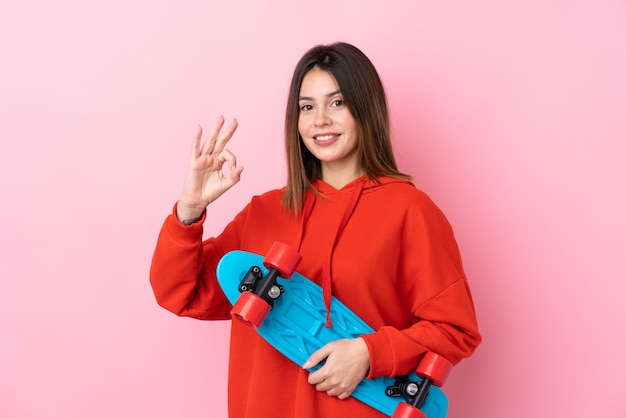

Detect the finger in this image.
[320,384,337,395]
[337,391,351,400]
[200,115,225,155]
[308,369,325,386]
[217,149,238,170]
[212,149,243,193]
[306,351,333,386]
[325,386,344,398]
[212,118,238,155]
[221,166,244,191]
[190,125,203,156]
[318,383,350,399]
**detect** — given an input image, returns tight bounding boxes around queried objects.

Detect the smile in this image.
[314,134,339,142]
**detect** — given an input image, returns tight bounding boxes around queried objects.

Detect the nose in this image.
[314,107,331,127]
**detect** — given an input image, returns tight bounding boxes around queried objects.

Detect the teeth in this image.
[316,135,335,141]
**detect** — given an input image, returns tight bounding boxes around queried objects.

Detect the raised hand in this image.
[177,116,244,222]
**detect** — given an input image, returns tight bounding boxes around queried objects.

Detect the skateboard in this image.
[216,242,452,418]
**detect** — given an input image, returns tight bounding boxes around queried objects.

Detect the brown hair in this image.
[283,42,411,214]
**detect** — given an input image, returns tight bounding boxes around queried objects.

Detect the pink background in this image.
[1,1,625,417]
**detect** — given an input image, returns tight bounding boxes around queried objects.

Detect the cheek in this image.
[297,116,307,137]
[348,121,360,142]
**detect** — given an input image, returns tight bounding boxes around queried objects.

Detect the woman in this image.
[150,42,481,418]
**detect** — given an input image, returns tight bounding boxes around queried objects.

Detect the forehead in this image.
[299,68,340,98]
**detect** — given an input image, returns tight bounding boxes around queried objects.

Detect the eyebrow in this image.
[298,90,342,101]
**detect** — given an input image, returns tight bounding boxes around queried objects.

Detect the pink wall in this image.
[1,1,625,417]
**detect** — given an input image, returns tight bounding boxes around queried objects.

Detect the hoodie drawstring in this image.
[321,179,365,327]
[296,190,316,253]
[295,179,366,328]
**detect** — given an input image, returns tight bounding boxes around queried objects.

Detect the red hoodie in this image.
[150,176,481,418]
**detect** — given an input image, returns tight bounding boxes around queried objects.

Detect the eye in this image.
[300,104,313,111]
[330,99,344,107]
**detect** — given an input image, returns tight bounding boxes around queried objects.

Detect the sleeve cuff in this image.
[165,202,206,245]
[360,329,395,379]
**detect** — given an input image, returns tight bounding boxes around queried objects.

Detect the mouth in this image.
[313,133,340,144]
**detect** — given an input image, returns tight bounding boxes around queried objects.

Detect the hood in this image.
[295,176,413,327]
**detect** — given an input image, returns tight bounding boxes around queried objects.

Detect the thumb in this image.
[302,344,331,370]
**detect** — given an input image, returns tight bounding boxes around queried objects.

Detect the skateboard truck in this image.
[386,352,452,418]
[237,265,285,301]
[231,242,302,330]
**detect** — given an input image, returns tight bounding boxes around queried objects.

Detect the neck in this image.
[321,167,365,190]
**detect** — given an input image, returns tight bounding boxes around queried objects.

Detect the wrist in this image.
[181,216,202,226]
[176,201,206,225]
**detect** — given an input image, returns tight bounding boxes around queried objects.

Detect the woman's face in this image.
[298,68,360,184]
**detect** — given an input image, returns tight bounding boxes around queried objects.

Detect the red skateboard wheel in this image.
[415,352,453,388]
[231,291,271,330]
[392,402,426,418]
[263,242,302,279]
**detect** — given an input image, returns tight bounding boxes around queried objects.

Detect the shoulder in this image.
[246,187,286,211]
[251,187,285,201]
[367,177,452,225]
[367,177,438,207]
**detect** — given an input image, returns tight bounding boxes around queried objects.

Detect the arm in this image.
[362,198,482,378]
[362,278,481,378]
[304,278,479,399]
[149,116,245,319]
[149,204,237,319]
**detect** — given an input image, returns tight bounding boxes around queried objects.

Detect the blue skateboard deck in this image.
[216,249,449,418]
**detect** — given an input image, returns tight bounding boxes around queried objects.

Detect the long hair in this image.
[283,42,411,214]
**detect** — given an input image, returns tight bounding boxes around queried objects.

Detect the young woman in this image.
[150,42,481,418]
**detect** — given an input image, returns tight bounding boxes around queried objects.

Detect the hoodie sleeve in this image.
[149,202,246,320]
[360,191,482,377]
[361,279,481,378]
